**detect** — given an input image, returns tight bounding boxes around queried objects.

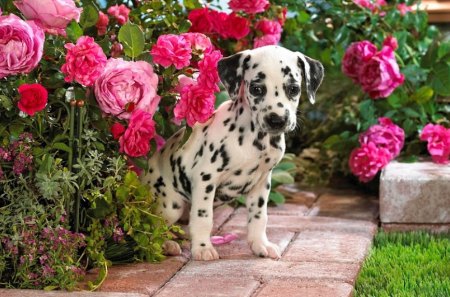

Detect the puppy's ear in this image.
[297,53,324,104]
[218,51,251,99]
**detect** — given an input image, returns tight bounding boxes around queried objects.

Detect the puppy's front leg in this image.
[246,173,281,259]
[189,179,219,261]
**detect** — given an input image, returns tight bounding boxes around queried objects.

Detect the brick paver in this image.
[255,280,353,297]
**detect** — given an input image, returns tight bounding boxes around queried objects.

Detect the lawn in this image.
[354,231,450,297]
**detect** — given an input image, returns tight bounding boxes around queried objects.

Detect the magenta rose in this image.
[119,110,156,157]
[228,0,269,14]
[221,13,250,40]
[150,34,192,69]
[359,45,405,99]
[0,14,44,78]
[61,36,107,87]
[14,0,82,36]
[359,117,405,159]
[342,41,377,82]
[420,123,450,164]
[94,58,160,120]
[198,50,223,92]
[174,83,216,127]
[349,142,391,183]
[17,83,48,116]
[188,8,215,34]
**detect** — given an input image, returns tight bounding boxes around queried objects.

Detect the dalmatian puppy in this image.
[141,45,324,261]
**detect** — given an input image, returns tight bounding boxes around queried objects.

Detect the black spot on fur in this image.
[248,165,259,174]
[173,202,181,209]
[223,118,231,126]
[239,127,245,133]
[265,157,271,163]
[277,102,283,108]
[275,91,279,97]
[153,176,166,194]
[198,209,207,217]
[163,202,167,208]
[209,143,214,152]
[266,183,271,190]
[238,135,244,146]
[234,169,242,175]
[250,121,255,132]
[202,174,211,181]
[253,139,265,151]
[206,184,214,193]
[257,131,266,140]
[252,63,259,69]
[200,243,206,247]
[229,123,236,132]
[270,135,282,150]
[258,197,265,208]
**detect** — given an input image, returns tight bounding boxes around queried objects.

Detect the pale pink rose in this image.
[174,83,216,127]
[397,3,413,16]
[359,117,405,159]
[228,0,269,14]
[175,75,195,93]
[253,34,280,48]
[94,58,160,120]
[349,142,391,183]
[14,0,82,36]
[359,45,404,99]
[0,14,44,78]
[107,4,130,25]
[150,34,192,69]
[96,11,109,36]
[255,19,282,36]
[342,41,377,82]
[420,123,450,164]
[119,110,155,157]
[198,50,223,92]
[181,32,213,54]
[61,36,107,87]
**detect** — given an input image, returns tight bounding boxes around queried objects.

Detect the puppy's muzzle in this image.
[264,112,289,132]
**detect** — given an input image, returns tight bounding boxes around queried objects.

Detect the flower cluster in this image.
[349,117,405,182]
[151,33,223,127]
[0,133,35,178]
[353,0,413,15]
[342,37,405,99]
[420,124,450,164]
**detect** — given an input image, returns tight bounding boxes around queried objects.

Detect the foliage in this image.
[355,231,450,296]
[275,0,450,186]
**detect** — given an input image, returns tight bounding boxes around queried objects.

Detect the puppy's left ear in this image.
[297,53,324,104]
[218,51,251,99]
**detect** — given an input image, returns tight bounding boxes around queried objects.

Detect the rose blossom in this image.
[96,11,109,36]
[359,44,404,99]
[228,0,269,14]
[397,3,413,16]
[221,13,250,40]
[255,19,282,36]
[14,0,82,36]
[119,110,155,157]
[359,117,405,159]
[94,58,160,120]
[111,122,125,140]
[174,83,216,127]
[107,4,130,25]
[181,32,213,54]
[198,50,223,92]
[0,14,44,78]
[349,142,391,183]
[342,41,377,82]
[188,8,215,34]
[150,34,192,69]
[17,83,48,116]
[382,36,398,51]
[254,34,280,48]
[420,123,450,164]
[61,36,107,87]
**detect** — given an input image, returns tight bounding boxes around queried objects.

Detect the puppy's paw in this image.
[162,240,182,256]
[250,240,281,259]
[191,244,220,261]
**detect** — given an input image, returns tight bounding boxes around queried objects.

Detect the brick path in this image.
[1,186,378,297]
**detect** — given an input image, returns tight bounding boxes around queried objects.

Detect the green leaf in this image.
[402,107,421,118]
[44,285,58,291]
[411,86,434,104]
[269,191,285,205]
[66,20,83,42]
[323,134,341,149]
[0,95,13,111]
[274,162,296,172]
[387,94,402,109]
[438,41,450,60]
[118,23,145,58]
[80,5,98,29]
[116,186,129,203]
[271,170,295,184]
[359,99,375,122]
[421,40,438,68]
[52,142,72,153]
[124,171,140,187]
[430,62,450,96]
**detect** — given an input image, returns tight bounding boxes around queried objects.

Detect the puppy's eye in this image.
[287,85,300,97]
[250,85,266,97]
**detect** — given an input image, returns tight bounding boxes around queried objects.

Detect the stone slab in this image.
[255,280,353,297]
[283,230,372,264]
[212,204,235,234]
[382,223,450,233]
[155,275,260,297]
[94,256,187,295]
[0,290,146,297]
[178,259,360,284]
[380,161,450,223]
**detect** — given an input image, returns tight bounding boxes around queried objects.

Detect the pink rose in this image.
[119,110,155,157]
[107,4,130,25]
[0,14,44,78]
[150,34,192,69]
[17,83,48,116]
[61,36,107,87]
[353,0,386,12]
[198,50,223,92]
[228,0,269,14]
[382,36,398,50]
[359,45,404,99]
[342,41,377,82]
[420,123,450,164]
[14,0,82,36]
[175,75,195,93]
[253,34,280,48]
[221,13,250,40]
[359,117,405,159]
[397,3,413,16]
[255,19,282,36]
[349,142,391,183]
[96,11,109,36]
[94,58,160,120]
[181,32,213,54]
[174,83,216,127]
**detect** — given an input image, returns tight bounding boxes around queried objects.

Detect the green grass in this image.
[354,231,450,297]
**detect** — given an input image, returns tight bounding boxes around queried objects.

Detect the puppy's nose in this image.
[264,113,288,130]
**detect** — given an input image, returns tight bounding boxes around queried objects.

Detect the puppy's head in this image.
[218,45,324,134]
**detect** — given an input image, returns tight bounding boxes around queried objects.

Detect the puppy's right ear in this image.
[218,51,250,99]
